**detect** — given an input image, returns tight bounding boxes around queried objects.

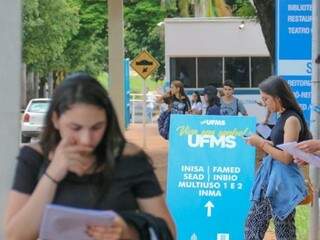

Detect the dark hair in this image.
[204,85,220,107]
[192,91,202,103]
[208,82,217,87]
[40,73,126,171]
[259,75,311,139]
[223,80,235,89]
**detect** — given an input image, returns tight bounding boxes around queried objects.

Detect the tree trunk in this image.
[21,63,27,108]
[41,79,48,98]
[34,72,40,98]
[48,71,54,97]
[194,0,206,17]
[214,0,232,16]
[178,0,190,17]
[253,0,275,65]
[26,70,34,102]
[38,76,45,98]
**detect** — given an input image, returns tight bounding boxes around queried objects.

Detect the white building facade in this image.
[164,17,273,120]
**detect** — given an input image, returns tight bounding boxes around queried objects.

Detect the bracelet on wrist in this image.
[44,171,59,184]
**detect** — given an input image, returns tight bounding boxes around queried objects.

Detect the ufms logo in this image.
[188,135,236,149]
[200,119,226,126]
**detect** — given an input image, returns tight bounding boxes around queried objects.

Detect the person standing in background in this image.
[145,88,155,123]
[220,80,247,116]
[190,91,202,115]
[157,80,191,140]
[203,85,221,115]
[162,80,191,115]
[178,68,191,88]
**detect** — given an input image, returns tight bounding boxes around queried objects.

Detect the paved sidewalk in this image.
[125,123,169,190]
[124,123,275,240]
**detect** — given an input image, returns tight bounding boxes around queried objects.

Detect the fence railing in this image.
[130,93,162,124]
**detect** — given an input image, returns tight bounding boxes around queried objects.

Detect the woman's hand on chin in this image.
[48,137,94,180]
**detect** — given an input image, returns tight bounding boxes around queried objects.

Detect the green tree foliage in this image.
[124,0,175,80]
[23,0,258,83]
[164,0,255,17]
[233,0,256,17]
[23,0,108,78]
[23,0,80,73]
[61,0,108,76]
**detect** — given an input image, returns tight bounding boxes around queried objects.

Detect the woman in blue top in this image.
[244,76,311,240]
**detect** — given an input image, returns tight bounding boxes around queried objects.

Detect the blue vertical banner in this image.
[276,0,312,123]
[167,115,255,240]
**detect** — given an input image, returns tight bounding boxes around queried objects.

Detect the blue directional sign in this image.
[167,115,255,240]
[276,0,312,123]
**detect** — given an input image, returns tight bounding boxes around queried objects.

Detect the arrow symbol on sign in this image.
[190,233,198,240]
[205,201,214,217]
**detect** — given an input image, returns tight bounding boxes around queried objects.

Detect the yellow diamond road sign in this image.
[131,50,160,79]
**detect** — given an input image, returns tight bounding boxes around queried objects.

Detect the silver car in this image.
[21,98,51,143]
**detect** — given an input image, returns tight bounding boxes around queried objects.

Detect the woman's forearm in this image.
[5,175,58,240]
[262,143,293,164]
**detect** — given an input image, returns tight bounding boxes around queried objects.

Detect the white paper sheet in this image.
[277,142,320,168]
[39,204,116,240]
[256,123,272,139]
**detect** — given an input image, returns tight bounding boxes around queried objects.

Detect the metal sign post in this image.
[142,80,147,148]
[130,50,160,148]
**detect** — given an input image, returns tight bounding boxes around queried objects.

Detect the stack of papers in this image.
[277,142,320,168]
[39,204,116,240]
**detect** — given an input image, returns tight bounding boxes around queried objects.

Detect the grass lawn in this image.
[269,205,309,239]
[129,75,164,93]
[97,72,108,89]
[97,72,164,93]
[296,205,309,240]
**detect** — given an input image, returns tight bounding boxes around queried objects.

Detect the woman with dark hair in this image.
[5,73,175,240]
[244,76,311,240]
[203,85,221,115]
[190,91,202,115]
